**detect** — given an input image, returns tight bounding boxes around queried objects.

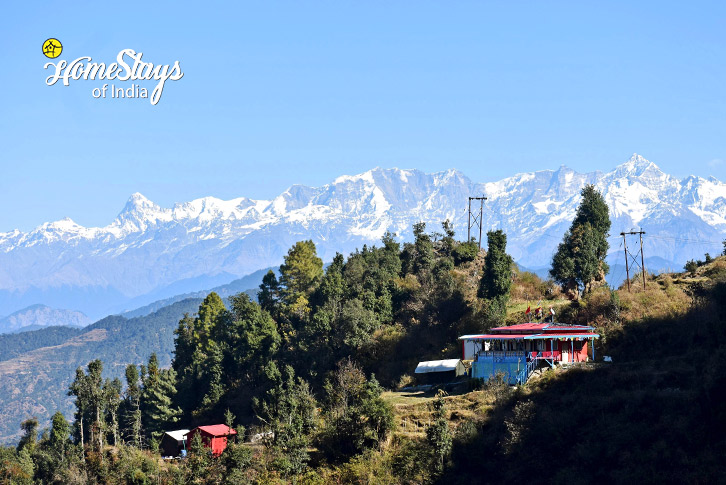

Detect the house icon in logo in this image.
[43,38,63,59]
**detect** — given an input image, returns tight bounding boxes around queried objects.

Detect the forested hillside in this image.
[0,299,202,444]
[0,326,83,363]
[2,186,726,483]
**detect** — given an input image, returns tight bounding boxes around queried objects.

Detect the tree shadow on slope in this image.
[444,280,726,484]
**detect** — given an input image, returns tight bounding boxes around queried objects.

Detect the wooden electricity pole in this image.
[620,229,647,291]
[622,232,630,292]
[467,196,487,249]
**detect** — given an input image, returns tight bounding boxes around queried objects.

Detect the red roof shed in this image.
[186,424,237,456]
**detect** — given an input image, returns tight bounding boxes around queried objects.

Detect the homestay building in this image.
[459,323,599,384]
[160,429,190,457]
[186,424,237,456]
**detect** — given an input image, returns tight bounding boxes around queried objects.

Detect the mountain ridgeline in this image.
[1,154,725,320]
[2,185,726,483]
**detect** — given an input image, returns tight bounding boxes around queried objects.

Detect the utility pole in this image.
[622,232,630,292]
[467,196,487,249]
[620,229,646,291]
[639,231,646,290]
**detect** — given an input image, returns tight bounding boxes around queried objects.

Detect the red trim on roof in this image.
[464,334,527,339]
[193,425,237,437]
[542,331,599,336]
[462,332,600,340]
[491,323,548,332]
[524,333,600,339]
[490,323,594,332]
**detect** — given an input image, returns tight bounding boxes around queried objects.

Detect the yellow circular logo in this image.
[42,38,63,58]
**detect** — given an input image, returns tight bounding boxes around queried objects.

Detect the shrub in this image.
[453,240,479,265]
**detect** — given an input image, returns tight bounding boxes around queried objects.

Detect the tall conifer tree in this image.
[550,185,611,296]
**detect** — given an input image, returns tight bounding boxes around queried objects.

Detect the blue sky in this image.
[1,1,724,232]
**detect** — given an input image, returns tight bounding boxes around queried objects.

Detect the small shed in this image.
[186,424,237,456]
[414,359,467,383]
[160,429,189,457]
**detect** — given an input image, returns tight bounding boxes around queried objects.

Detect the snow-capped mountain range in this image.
[1,154,724,319]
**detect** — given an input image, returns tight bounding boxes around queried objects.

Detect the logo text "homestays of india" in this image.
[44,49,184,105]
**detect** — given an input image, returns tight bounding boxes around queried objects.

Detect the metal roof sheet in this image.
[460,333,599,340]
[192,424,237,437]
[164,429,190,441]
[523,333,600,339]
[463,334,526,340]
[490,322,548,332]
[415,359,461,374]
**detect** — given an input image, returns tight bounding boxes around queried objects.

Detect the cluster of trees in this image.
[1,185,622,483]
[685,251,723,273]
[0,412,80,484]
[1,217,522,483]
[65,355,180,455]
[163,221,500,473]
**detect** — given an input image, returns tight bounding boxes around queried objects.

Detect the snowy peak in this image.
[0,155,725,320]
[124,192,155,209]
[113,192,169,232]
[612,153,665,180]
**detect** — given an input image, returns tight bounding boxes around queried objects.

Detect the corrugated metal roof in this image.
[192,424,237,437]
[165,429,190,441]
[490,323,548,331]
[544,324,595,331]
[523,333,600,339]
[459,334,488,340]
[490,323,594,332]
[415,359,461,374]
[461,334,526,340]
[460,332,599,340]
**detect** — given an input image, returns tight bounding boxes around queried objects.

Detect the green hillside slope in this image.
[0,298,202,444]
[441,263,726,483]
[0,326,83,362]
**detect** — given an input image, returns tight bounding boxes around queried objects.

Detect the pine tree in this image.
[412,222,435,277]
[255,365,317,476]
[174,295,229,418]
[34,411,72,482]
[279,240,324,317]
[141,354,181,440]
[68,359,119,454]
[320,360,394,461]
[426,392,452,473]
[187,431,212,482]
[123,364,143,447]
[197,345,225,415]
[550,185,611,297]
[85,360,105,452]
[195,292,228,348]
[17,418,38,454]
[478,230,514,323]
[49,412,70,451]
[226,292,281,383]
[68,367,90,450]
[258,270,281,314]
[479,230,513,300]
[103,378,122,447]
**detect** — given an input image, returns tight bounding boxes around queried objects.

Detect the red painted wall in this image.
[186,429,230,456]
[554,340,589,362]
[577,341,589,361]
